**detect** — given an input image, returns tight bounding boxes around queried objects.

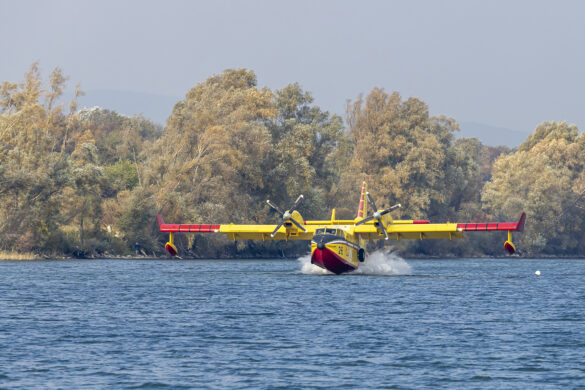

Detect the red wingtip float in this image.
[165,241,178,257]
[156,182,527,274]
[502,212,526,254]
[157,214,178,256]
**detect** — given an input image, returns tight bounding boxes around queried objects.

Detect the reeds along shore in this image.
[0,251,41,260]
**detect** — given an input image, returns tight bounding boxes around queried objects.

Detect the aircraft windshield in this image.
[315,228,341,236]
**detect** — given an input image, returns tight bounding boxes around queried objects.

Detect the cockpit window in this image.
[316,228,343,236]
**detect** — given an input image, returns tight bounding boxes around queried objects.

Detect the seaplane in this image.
[156,182,526,274]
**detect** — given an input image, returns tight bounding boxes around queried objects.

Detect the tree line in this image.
[1,64,584,258]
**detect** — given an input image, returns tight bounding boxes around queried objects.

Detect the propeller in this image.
[355,192,401,240]
[267,194,307,237]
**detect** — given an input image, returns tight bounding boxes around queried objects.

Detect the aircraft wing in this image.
[354,222,463,240]
[354,212,527,241]
[156,215,315,241]
[219,224,315,240]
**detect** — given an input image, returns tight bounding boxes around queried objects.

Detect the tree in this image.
[0,64,73,252]
[341,89,459,220]
[76,107,161,164]
[142,72,349,257]
[62,142,104,254]
[519,121,578,152]
[143,69,276,255]
[483,122,585,255]
[263,83,347,217]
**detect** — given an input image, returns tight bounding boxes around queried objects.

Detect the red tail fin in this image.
[356,182,367,219]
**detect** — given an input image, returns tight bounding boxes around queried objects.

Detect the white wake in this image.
[298,248,412,276]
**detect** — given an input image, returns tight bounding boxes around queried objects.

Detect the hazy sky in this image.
[2,0,584,133]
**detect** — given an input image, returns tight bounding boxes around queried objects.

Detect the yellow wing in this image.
[219,224,316,241]
[353,213,526,241]
[354,222,463,240]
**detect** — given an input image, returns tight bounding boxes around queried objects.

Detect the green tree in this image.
[519,121,578,152]
[143,72,348,257]
[76,107,161,164]
[483,122,585,255]
[62,143,104,253]
[144,69,276,255]
[117,187,157,253]
[103,159,139,196]
[263,83,347,217]
[341,89,459,221]
[0,64,73,252]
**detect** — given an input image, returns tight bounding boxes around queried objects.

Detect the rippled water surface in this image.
[1,256,585,389]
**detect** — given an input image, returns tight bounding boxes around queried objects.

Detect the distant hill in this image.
[79,89,179,125]
[457,121,529,147]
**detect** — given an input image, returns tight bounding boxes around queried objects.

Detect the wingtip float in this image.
[156,182,527,274]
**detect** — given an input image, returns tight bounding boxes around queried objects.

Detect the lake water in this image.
[1,253,585,389]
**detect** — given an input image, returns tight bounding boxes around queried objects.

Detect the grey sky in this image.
[2,0,584,135]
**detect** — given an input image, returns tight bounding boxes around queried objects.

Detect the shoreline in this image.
[2,252,585,261]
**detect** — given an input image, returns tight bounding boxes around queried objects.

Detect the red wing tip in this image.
[156,214,165,227]
[517,212,526,232]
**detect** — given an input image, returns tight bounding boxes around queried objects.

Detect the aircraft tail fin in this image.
[356,181,367,219]
[516,212,526,232]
